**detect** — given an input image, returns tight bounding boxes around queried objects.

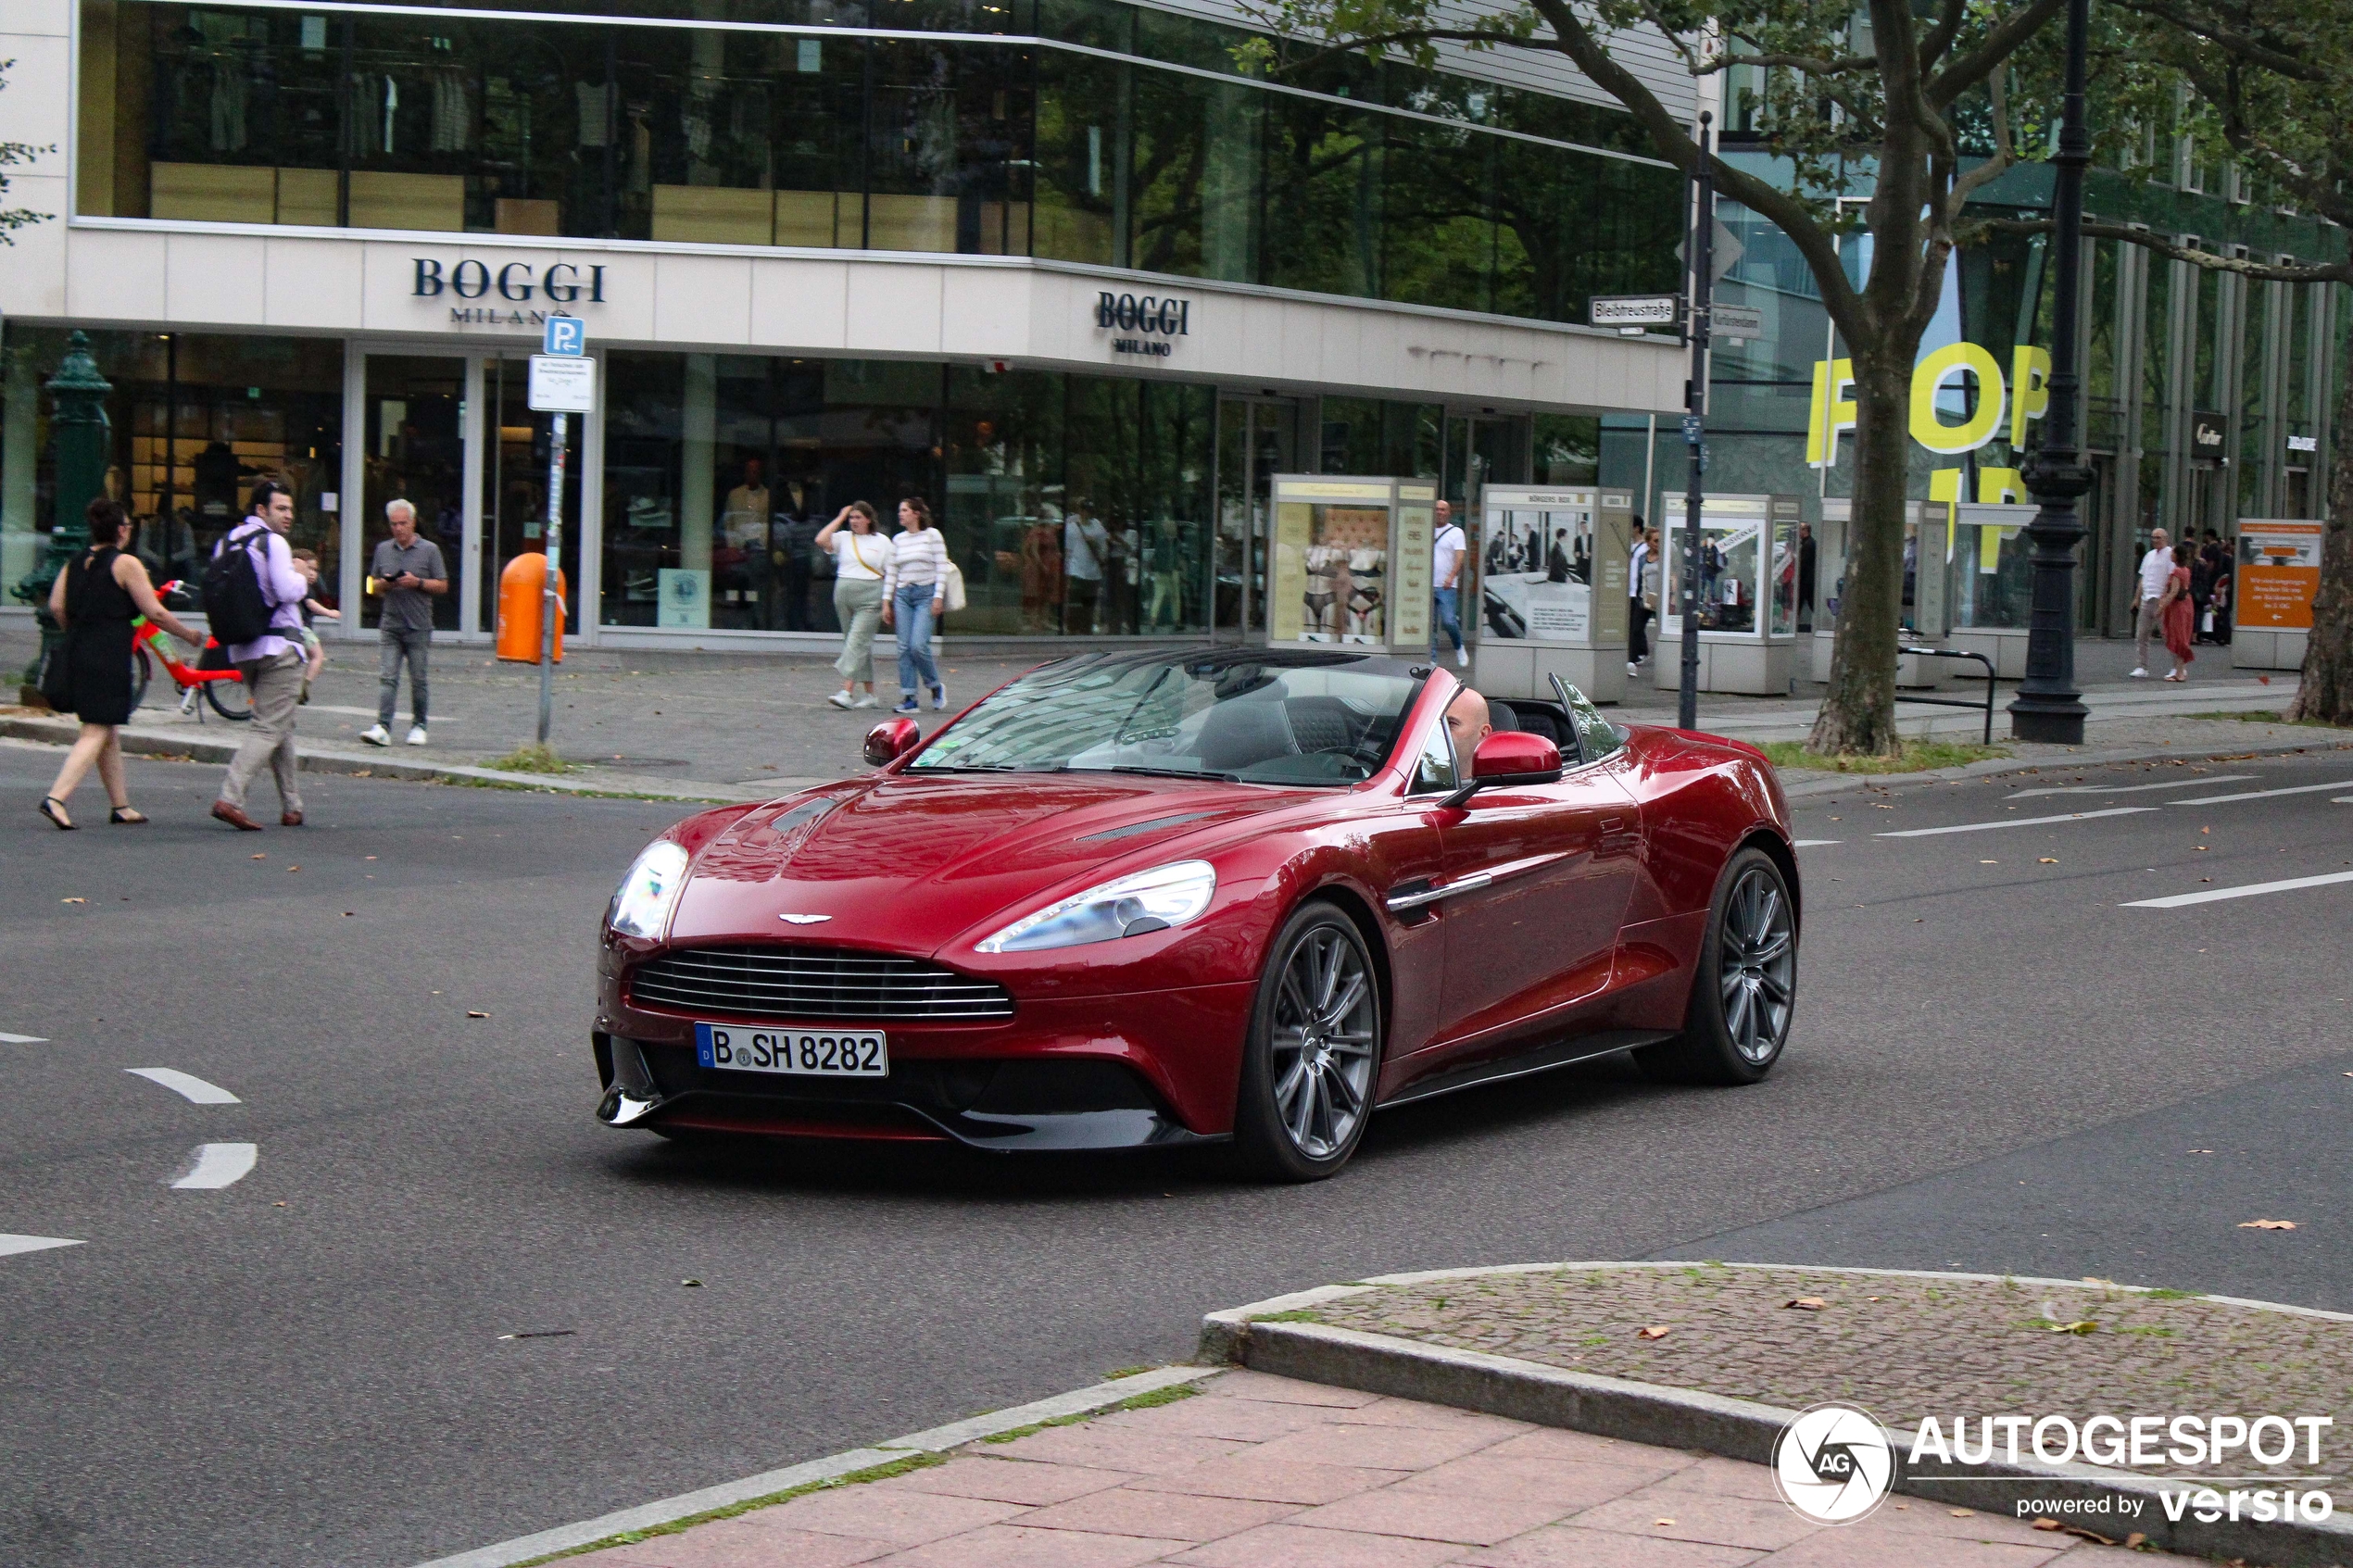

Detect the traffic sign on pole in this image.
[543,314,585,357]
[527,355,595,413]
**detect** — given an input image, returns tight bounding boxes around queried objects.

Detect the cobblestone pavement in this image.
[1302,1266,2353,1505]
[568,1370,2203,1567]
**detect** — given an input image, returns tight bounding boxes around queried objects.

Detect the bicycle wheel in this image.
[204,675,255,721]
[128,647,151,714]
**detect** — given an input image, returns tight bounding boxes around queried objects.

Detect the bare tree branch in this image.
[1929,0,2070,107]
[1982,216,2353,282]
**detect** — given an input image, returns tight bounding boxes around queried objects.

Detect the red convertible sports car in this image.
[595,647,1799,1180]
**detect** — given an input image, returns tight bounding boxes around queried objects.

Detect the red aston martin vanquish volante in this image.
[594,647,1799,1180]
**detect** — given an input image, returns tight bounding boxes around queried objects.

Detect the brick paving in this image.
[1302,1264,2353,1503]
[563,1371,2206,1567]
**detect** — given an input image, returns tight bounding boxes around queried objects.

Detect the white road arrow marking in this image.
[0,1235,84,1258]
[1877,807,2158,838]
[2124,870,2353,909]
[1793,839,1842,847]
[2007,774,2254,800]
[126,1068,242,1105]
[171,1143,258,1189]
[2170,780,2353,806]
[0,1032,48,1044]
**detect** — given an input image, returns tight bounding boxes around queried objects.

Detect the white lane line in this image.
[2124,870,2353,909]
[0,1032,47,1043]
[2170,781,2353,806]
[1,1235,84,1258]
[126,1067,241,1105]
[2007,774,2254,800]
[170,1143,258,1189]
[1877,807,2159,838]
[1793,839,1842,847]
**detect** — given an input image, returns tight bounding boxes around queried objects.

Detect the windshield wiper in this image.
[910,762,1066,773]
[1076,764,1243,783]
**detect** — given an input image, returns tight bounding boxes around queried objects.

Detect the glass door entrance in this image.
[480,356,585,635]
[1215,397,1300,640]
[359,356,466,632]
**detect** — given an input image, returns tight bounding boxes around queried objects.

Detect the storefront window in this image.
[81,0,1680,330]
[0,325,342,609]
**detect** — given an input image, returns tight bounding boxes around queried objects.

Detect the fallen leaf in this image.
[2064,1526,2118,1546]
[2125,1532,2148,1549]
[251,853,267,860]
[2032,1518,2064,1532]
[60,897,85,904]
[352,769,371,777]
[1654,1517,1676,1526]
[285,865,301,872]
[365,856,377,860]
[2039,858,2058,864]
[1635,1324,1674,1340]
[2195,846,2208,851]
[2048,1320,2099,1335]
[343,911,356,917]
[497,1329,577,1340]
[1949,1509,1974,1518]
[2239,1219,2297,1230]
[1784,1297,1828,1311]
[1980,859,1999,864]
[682,1278,703,1287]
[467,1010,489,1019]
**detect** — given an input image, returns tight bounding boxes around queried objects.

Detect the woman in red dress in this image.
[2160,541,2196,681]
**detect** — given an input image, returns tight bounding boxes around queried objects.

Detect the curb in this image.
[0,715,776,803]
[1777,730,2353,798]
[406,1363,1219,1568]
[1200,1264,2353,1568]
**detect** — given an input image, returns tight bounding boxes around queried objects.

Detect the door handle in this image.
[1384,872,1494,913]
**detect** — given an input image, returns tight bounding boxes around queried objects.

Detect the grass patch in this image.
[1245,1310,1323,1324]
[1762,738,2012,774]
[1103,1365,1155,1380]
[484,742,574,774]
[2140,1287,2202,1300]
[511,1451,948,1566]
[980,1380,1200,1444]
[2188,709,2345,729]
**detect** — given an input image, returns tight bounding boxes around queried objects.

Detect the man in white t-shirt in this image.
[1627,526,1652,674]
[1430,500,1467,666]
[2133,527,2171,677]
[1063,500,1110,634]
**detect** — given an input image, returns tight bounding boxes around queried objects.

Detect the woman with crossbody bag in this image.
[818,502,887,709]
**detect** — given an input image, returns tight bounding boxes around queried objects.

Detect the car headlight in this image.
[976,860,1217,954]
[607,840,691,939]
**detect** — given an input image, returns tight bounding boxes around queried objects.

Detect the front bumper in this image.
[592,975,1255,1151]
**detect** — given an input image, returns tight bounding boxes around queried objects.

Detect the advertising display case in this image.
[1811,498,1976,686]
[1265,475,1435,656]
[1938,501,2038,677]
[2232,519,2322,671]
[1468,485,1636,703]
[1656,493,1802,694]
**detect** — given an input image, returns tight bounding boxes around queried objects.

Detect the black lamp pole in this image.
[1679,112,1714,733]
[2008,0,2093,743]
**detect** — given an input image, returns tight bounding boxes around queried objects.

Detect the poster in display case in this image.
[1655,493,1801,695]
[1472,487,1635,646]
[1266,476,1432,655]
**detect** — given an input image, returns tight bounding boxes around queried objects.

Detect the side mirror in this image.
[863,717,922,768]
[1443,731,1562,808]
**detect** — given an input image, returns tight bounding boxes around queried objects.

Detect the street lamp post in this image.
[2008,0,2093,744]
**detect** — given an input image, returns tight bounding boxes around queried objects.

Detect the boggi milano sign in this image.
[1095,292,1191,358]
[412,257,610,327]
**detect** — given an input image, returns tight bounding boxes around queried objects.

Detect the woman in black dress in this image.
[39,498,202,829]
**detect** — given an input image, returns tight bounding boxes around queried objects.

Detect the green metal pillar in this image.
[12,332,114,700]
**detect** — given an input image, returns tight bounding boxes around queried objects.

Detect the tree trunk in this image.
[1806,347,1912,755]
[2285,367,2353,724]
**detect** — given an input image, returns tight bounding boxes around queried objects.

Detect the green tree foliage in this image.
[0,59,54,245]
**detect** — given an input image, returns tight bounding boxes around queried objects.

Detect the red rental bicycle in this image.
[130,581,252,721]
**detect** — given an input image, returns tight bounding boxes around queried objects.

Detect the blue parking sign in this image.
[543,315,585,357]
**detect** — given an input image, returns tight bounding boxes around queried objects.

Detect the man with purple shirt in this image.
[211,481,311,831]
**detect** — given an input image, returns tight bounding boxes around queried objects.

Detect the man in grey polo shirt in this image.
[359,498,447,746]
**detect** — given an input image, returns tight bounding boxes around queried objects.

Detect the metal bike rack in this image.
[1894,647,1997,745]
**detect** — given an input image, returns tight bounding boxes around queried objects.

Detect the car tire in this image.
[1230,900,1385,1182]
[1634,846,1797,1086]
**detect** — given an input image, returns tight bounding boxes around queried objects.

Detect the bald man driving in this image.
[1444,684,1491,753]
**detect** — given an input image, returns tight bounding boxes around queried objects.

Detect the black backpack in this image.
[202,522,279,646]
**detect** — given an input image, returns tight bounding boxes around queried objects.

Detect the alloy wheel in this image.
[1268,925,1378,1160]
[1718,866,1794,1063]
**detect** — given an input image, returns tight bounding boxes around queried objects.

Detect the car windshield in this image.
[909,650,1427,785]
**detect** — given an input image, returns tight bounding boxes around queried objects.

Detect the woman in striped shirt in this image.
[879,496,950,713]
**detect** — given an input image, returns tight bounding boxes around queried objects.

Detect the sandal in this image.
[109,807,149,825]
[38,797,75,830]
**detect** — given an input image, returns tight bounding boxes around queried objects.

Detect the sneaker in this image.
[893,698,920,715]
[1455,647,1469,668]
[826,690,855,709]
[359,723,392,746]
[406,725,428,746]
[930,684,948,710]
[1627,661,1642,676]
[2129,668,2148,679]
[851,693,880,709]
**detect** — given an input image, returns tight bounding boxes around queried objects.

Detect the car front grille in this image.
[630,946,1016,1023]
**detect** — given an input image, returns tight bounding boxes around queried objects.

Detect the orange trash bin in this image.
[495,551,568,663]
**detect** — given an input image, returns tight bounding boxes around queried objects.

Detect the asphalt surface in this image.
[2,737,2349,1567]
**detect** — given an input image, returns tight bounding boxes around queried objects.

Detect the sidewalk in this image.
[554,1367,2202,1567]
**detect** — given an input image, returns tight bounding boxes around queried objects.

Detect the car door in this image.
[1427,696,1641,1060]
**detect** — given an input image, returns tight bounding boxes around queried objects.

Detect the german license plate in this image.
[695,1022,888,1077]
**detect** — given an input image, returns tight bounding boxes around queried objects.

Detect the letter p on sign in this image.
[544,315,586,357]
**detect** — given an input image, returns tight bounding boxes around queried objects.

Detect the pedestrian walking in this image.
[879,496,949,713]
[35,498,204,829]
[817,501,887,709]
[2205,536,2233,645]
[2161,541,2196,682]
[359,498,447,747]
[2131,527,2171,677]
[1627,522,1653,674]
[209,480,311,831]
[1061,498,1109,634]
[290,547,338,703]
[1430,499,1467,667]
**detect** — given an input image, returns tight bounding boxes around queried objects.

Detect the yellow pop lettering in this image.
[2011,345,2052,445]
[1807,358,1857,467]
[1910,342,2007,454]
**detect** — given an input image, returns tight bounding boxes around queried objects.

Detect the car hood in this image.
[667,772,1294,953]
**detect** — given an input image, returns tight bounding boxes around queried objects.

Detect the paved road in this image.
[2,739,2348,1567]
